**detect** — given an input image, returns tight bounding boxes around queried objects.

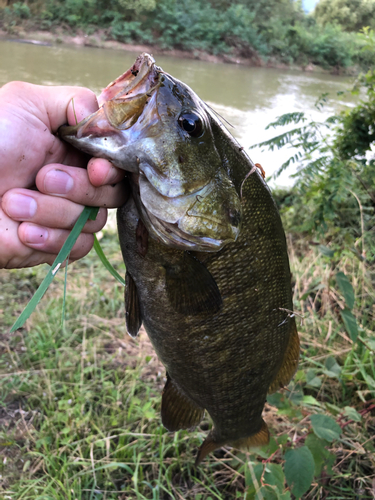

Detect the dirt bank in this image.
[0,27,323,73]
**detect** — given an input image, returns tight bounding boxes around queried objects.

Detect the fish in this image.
[59,53,300,465]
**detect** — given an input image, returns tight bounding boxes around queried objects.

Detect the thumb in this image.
[35,84,99,132]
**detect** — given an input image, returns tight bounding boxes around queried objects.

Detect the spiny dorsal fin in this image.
[161,374,204,432]
[268,321,300,394]
[125,271,142,337]
[165,252,222,315]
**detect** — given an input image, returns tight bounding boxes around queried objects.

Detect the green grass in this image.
[1,223,374,499]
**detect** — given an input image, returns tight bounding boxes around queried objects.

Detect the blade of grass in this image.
[61,253,70,329]
[10,206,99,332]
[93,234,126,287]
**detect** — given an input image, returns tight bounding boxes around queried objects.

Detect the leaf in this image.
[310,414,341,442]
[306,369,322,388]
[305,434,331,476]
[318,245,335,258]
[365,339,375,351]
[302,396,321,407]
[263,463,285,492]
[335,272,355,309]
[340,308,358,342]
[258,485,279,500]
[343,406,362,422]
[323,357,341,378]
[279,493,292,500]
[284,447,315,499]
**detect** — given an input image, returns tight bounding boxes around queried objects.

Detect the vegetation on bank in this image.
[1,41,375,500]
[2,0,375,71]
[1,10,375,500]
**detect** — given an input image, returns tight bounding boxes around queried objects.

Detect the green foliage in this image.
[284,447,315,498]
[2,0,375,69]
[1,226,374,497]
[310,414,342,442]
[315,0,375,32]
[254,66,375,254]
[335,271,355,309]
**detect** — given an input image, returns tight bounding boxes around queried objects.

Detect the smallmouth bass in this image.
[60,53,299,465]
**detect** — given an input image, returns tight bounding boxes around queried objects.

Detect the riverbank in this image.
[0,27,333,75]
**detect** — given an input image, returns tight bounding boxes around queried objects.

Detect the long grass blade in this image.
[10,206,99,332]
[93,234,125,286]
[61,253,70,329]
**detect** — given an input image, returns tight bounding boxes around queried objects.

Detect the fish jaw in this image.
[59,53,161,173]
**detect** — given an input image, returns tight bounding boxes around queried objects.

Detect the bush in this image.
[1,0,375,70]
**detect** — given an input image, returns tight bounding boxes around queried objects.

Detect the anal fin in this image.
[268,320,300,394]
[161,374,204,432]
[125,271,142,337]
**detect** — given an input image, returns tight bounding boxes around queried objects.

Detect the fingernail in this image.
[6,194,37,219]
[24,225,49,244]
[44,170,74,194]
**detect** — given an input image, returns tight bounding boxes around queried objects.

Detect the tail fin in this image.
[195,419,270,466]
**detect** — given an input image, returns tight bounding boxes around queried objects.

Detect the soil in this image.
[0,26,327,74]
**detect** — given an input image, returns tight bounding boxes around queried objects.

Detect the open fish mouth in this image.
[60,53,242,252]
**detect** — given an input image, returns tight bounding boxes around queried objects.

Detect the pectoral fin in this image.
[161,374,204,432]
[165,252,222,315]
[125,271,142,337]
[268,321,300,394]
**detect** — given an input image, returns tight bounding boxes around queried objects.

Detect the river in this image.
[1,39,356,186]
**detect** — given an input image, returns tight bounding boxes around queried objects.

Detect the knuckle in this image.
[1,81,32,97]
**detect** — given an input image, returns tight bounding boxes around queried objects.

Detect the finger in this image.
[18,223,94,260]
[36,84,99,131]
[0,207,64,269]
[36,164,129,208]
[2,189,108,232]
[87,158,126,187]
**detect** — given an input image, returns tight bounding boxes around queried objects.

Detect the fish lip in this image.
[98,53,159,105]
[59,52,161,141]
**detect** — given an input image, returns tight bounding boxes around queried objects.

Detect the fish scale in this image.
[118,164,298,463]
[59,53,299,464]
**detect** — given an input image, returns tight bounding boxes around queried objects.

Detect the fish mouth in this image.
[59,53,161,168]
[59,52,242,252]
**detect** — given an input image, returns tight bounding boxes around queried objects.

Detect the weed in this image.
[1,222,374,498]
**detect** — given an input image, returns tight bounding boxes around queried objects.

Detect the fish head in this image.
[60,53,242,252]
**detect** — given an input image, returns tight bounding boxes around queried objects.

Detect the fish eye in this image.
[178,113,203,138]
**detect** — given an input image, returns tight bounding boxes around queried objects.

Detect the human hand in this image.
[0,82,129,269]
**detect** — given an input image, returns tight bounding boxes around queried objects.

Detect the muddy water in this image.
[1,39,356,185]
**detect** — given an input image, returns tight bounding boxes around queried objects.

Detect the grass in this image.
[0,217,374,499]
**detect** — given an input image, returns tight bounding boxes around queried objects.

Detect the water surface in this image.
[1,39,356,185]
